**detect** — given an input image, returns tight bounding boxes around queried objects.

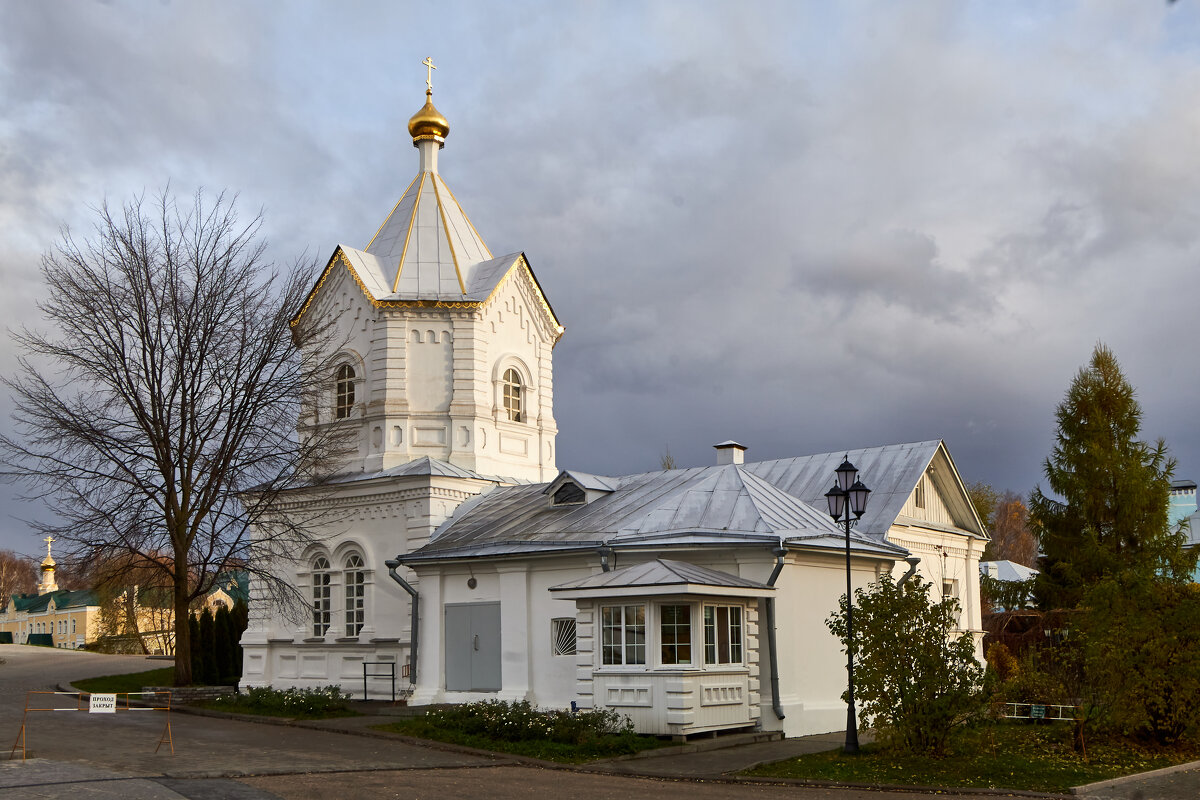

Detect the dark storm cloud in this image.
[2,1,1200,552]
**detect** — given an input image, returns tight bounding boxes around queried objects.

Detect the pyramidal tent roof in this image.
[362,170,492,297]
[291,94,562,335]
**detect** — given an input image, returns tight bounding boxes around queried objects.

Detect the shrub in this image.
[1082,578,1200,745]
[827,573,984,755]
[985,643,1020,684]
[209,685,352,717]
[422,700,633,745]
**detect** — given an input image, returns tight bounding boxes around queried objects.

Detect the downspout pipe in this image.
[385,559,419,686]
[898,556,921,587]
[765,546,788,721]
[597,545,613,573]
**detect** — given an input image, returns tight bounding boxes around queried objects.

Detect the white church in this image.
[241,75,988,739]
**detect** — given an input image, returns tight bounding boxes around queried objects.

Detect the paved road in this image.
[3,644,1199,799]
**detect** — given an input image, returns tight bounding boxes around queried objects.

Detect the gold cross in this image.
[422,57,436,91]
[44,535,54,556]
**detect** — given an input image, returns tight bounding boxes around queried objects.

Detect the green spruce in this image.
[1032,344,1195,610]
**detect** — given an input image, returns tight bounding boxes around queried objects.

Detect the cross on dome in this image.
[422,56,436,91]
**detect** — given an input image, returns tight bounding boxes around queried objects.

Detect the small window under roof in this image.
[552,482,585,506]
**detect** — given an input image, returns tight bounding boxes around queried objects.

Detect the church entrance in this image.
[444,602,501,691]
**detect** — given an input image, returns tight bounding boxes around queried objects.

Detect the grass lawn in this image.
[73,667,175,695]
[744,722,1199,793]
[374,717,667,763]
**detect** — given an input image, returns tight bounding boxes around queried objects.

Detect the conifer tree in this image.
[214,605,233,682]
[188,613,202,683]
[198,608,216,685]
[1032,344,1194,609]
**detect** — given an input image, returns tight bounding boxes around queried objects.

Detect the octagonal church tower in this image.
[241,77,562,694]
[293,86,562,482]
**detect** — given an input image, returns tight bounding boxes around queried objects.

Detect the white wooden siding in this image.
[900,471,956,526]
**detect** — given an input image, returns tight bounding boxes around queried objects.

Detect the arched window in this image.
[312,556,331,637]
[335,364,355,419]
[502,368,523,422]
[344,553,365,636]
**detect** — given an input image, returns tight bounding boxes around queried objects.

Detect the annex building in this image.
[242,74,988,738]
[0,538,98,648]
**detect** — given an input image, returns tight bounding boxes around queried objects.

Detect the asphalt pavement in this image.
[2,644,1199,800]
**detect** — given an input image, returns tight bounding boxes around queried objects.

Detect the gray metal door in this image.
[445,602,501,691]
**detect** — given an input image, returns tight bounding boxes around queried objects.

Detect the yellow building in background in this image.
[0,537,100,648]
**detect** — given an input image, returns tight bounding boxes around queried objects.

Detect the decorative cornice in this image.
[291,250,564,342]
[272,482,486,512]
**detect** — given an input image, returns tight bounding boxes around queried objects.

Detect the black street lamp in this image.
[824,455,871,755]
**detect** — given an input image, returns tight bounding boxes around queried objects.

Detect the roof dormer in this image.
[544,470,618,507]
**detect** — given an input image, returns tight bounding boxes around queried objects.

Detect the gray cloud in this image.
[2,1,1199,553]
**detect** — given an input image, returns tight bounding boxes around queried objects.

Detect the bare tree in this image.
[0,549,36,603]
[87,552,175,654]
[1,189,350,684]
[984,491,1039,567]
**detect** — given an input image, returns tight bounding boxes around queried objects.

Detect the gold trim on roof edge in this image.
[291,250,563,342]
[290,249,340,327]
[441,180,493,259]
[481,255,564,335]
[364,173,420,252]
[432,175,467,294]
[392,172,427,293]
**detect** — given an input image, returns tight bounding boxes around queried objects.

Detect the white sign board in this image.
[89,693,117,713]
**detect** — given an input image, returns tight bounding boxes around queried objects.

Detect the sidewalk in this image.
[11,686,1200,799]
[280,704,1200,798]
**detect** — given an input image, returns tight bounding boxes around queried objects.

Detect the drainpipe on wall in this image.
[898,556,922,587]
[765,545,788,721]
[385,559,419,686]
[597,545,614,572]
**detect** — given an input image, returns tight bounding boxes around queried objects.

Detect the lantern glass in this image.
[848,479,871,518]
[825,483,846,521]
[836,457,858,491]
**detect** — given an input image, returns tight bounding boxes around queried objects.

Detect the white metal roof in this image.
[549,559,774,599]
[397,445,953,564]
[979,560,1038,582]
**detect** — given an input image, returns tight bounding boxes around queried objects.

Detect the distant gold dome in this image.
[408,90,449,146]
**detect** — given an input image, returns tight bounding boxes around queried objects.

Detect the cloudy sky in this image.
[1,1,1198,555]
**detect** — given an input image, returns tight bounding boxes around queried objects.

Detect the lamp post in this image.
[825,455,871,755]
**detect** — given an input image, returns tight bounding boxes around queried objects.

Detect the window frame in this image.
[312,556,332,637]
[659,603,693,666]
[502,367,523,422]
[703,604,744,665]
[344,553,365,637]
[600,604,646,666]
[335,364,356,420]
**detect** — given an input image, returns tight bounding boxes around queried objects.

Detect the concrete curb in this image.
[1070,758,1200,796]
[721,775,1068,797]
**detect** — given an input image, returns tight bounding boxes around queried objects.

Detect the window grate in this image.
[552,618,577,656]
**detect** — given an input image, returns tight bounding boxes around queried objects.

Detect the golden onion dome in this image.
[408,90,450,146]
